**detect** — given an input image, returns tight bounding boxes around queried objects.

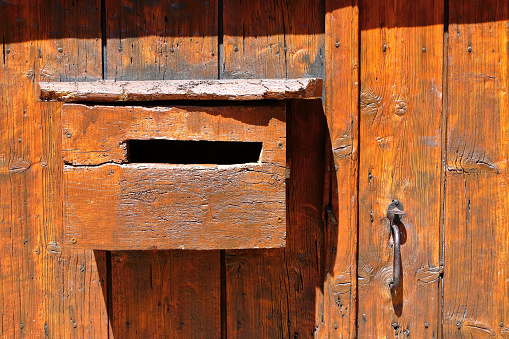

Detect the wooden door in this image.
[328,0,509,338]
[1,0,508,337]
[357,0,443,335]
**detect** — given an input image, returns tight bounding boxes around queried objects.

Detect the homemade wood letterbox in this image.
[38,79,322,250]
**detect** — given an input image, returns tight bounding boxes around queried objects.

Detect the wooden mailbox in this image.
[38,78,322,250]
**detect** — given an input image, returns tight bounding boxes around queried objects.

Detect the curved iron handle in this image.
[387,199,405,290]
[390,222,401,289]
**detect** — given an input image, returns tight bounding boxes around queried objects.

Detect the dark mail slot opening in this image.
[127,140,263,165]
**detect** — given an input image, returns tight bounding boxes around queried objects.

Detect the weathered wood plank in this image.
[222,0,286,79]
[38,78,322,102]
[222,0,326,336]
[106,0,218,81]
[104,1,222,337]
[223,0,324,80]
[444,1,509,336]
[323,0,359,337]
[225,99,326,337]
[61,103,286,165]
[63,102,286,250]
[64,163,286,250]
[111,250,221,338]
[357,0,443,336]
[0,0,108,337]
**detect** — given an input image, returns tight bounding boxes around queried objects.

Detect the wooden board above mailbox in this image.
[38,78,322,250]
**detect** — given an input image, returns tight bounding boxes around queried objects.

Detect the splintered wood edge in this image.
[38,78,323,102]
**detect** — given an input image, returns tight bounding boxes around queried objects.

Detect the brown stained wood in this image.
[223,1,325,80]
[106,0,218,81]
[62,103,286,250]
[111,251,221,338]
[224,102,326,337]
[358,0,443,337]
[104,1,222,337]
[444,1,509,336]
[222,0,286,79]
[323,0,359,337]
[284,2,326,79]
[225,249,290,338]
[61,104,286,165]
[38,78,322,102]
[64,163,286,250]
[222,0,326,336]
[0,0,108,337]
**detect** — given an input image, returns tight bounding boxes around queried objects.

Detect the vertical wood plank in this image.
[0,0,107,337]
[222,0,286,79]
[324,0,359,337]
[358,0,444,336]
[111,251,221,337]
[105,1,221,337]
[106,0,218,80]
[223,0,324,79]
[444,1,509,336]
[223,0,327,336]
[224,99,327,338]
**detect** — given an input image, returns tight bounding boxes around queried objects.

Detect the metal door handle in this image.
[387,199,405,290]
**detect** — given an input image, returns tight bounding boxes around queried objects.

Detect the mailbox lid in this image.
[63,103,287,250]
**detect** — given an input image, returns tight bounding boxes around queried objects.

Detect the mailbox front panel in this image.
[63,103,286,250]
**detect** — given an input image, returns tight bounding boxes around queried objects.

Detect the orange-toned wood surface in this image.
[223,0,324,80]
[223,0,327,336]
[111,250,221,338]
[65,162,286,250]
[444,1,509,336]
[103,0,222,337]
[0,1,109,337]
[3,0,509,337]
[323,0,359,337]
[358,0,444,336]
[224,100,327,337]
[62,104,287,250]
[61,104,286,165]
[106,0,218,81]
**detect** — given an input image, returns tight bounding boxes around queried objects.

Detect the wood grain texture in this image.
[110,250,221,338]
[104,0,222,337]
[222,0,286,79]
[0,1,109,338]
[222,0,326,336]
[223,0,324,80]
[225,99,326,337]
[323,0,359,337]
[39,78,323,101]
[65,163,286,250]
[106,0,218,81]
[444,1,509,336]
[358,0,443,337]
[61,103,286,165]
[62,103,286,250]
